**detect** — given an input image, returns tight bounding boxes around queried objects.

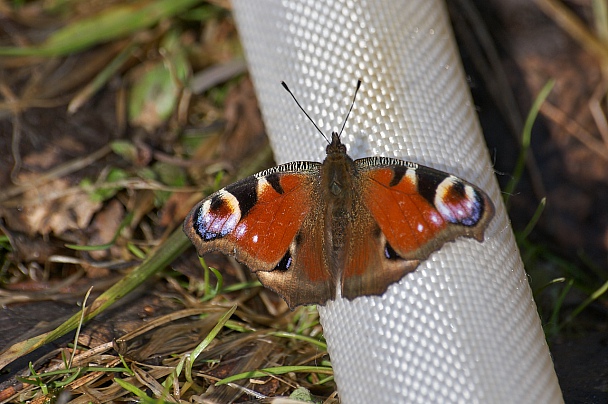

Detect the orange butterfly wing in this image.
[340,157,495,299]
[183,162,336,308]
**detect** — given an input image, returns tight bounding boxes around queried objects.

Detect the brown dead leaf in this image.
[0,226,60,263]
[157,191,196,228]
[127,189,156,231]
[87,199,125,260]
[221,77,267,162]
[0,176,102,237]
[21,146,62,171]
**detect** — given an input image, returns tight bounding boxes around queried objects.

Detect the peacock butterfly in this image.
[184,81,495,309]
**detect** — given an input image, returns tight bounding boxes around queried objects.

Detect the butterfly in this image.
[184,81,495,309]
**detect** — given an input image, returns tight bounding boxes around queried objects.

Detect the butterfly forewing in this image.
[184,163,316,267]
[356,157,494,260]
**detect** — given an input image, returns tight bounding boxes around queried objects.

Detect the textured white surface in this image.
[231,0,563,402]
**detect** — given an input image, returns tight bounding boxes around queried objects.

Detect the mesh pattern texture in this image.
[231,1,563,402]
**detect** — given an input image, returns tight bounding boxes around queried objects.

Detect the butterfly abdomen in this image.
[320,144,358,258]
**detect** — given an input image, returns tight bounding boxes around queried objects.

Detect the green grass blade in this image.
[564,278,608,325]
[0,228,190,371]
[0,0,202,57]
[185,305,237,382]
[517,197,547,242]
[114,377,149,399]
[504,79,555,206]
[271,331,327,350]
[215,365,334,386]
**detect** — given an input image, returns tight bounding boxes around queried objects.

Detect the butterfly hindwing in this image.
[255,205,337,307]
[341,200,421,299]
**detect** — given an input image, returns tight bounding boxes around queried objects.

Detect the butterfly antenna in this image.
[338,79,362,138]
[281,81,330,144]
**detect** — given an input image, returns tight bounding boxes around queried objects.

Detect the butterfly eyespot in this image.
[194,198,240,241]
[384,242,402,260]
[274,251,293,271]
[435,178,484,226]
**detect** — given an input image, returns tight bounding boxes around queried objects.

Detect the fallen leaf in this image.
[1,177,103,237]
[87,199,125,260]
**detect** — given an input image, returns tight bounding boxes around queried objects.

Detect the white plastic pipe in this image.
[231,1,563,402]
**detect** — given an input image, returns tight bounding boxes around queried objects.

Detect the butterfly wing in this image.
[183,161,336,308]
[341,157,495,299]
[255,198,337,307]
[340,201,421,299]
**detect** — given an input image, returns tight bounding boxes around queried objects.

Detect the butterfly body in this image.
[184,131,494,309]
